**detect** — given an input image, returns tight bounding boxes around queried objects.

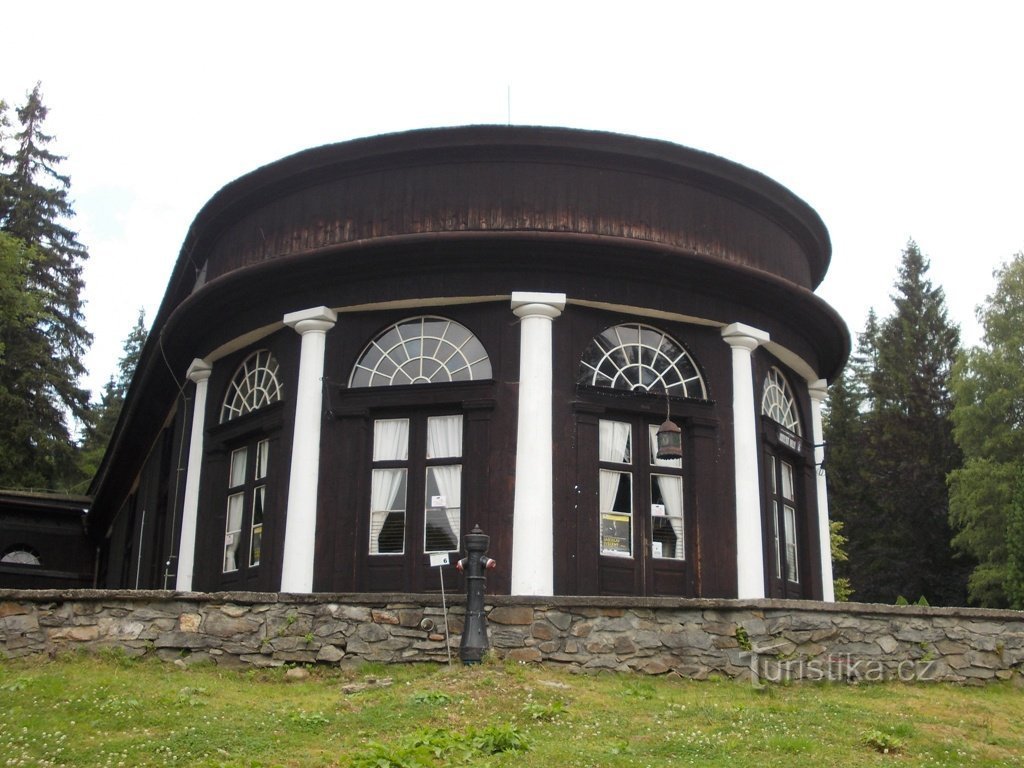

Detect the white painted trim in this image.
[808,379,835,602]
[510,292,566,595]
[280,306,337,593]
[175,358,213,592]
[722,323,769,599]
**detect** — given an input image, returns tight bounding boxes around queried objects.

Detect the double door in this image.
[594,416,690,596]
[362,412,464,592]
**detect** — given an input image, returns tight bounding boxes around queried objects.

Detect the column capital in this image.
[186,358,213,383]
[808,378,829,403]
[511,291,566,320]
[721,322,770,352]
[284,306,337,335]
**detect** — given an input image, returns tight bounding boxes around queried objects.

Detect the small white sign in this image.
[652,542,663,558]
[431,495,447,508]
[651,503,666,517]
[430,553,450,567]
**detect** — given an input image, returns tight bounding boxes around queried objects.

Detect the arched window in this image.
[1,546,41,566]
[577,323,703,597]
[348,316,493,592]
[578,323,707,398]
[761,366,802,435]
[213,349,283,588]
[220,350,283,423]
[349,316,492,388]
[761,366,804,594]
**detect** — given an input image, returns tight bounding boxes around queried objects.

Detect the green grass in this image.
[2,651,1023,766]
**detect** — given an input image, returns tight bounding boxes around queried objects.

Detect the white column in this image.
[280,306,337,593]
[510,291,565,596]
[175,358,213,592]
[808,379,836,602]
[722,323,770,599]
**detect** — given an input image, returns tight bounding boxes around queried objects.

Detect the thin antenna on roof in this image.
[507,85,511,126]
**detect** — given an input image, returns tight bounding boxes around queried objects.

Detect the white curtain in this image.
[370,419,410,554]
[427,415,462,459]
[426,415,463,547]
[654,475,684,559]
[599,420,631,463]
[373,418,409,461]
[223,493,244,571]
[599,420,630,528]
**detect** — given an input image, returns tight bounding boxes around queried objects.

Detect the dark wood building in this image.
[88,126,849,599]
[0,491,94,589]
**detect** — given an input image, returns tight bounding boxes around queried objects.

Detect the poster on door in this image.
[601,512,631,556]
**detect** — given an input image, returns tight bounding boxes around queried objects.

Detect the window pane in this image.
[254,439,269,480]
[648,424,682,467]
[249,485,265,567]
[371,512,406,554]
[772,500,782,579]
[426,415,463,459]
[651,474,683,560]
[224,493,244,572]
[781,460,794,501]
[370,468,407,554]
[229,448,247,488]
[424,464,461,552]
[373,419,409,461]
[600,470,631,556]
[784,504,799,582]
[599,420,631,464]
[0,549,40,565]
[221,350,283,423]
[349,317,492,387]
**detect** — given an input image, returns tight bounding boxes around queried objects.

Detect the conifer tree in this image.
[828,242,967,604]
[0,84,91,490]
[949,253,1024,607]
[80,310,148,478]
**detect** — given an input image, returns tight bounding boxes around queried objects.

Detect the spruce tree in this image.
[949,253,1024,606]
[0,84,91,490]
[80,310,148,478]
[827,242,966,605]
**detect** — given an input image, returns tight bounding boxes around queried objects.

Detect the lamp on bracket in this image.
[655,386,683,460]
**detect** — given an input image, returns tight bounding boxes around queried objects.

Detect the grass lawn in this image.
[1,651,1022,766]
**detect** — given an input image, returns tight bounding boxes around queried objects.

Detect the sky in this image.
[3,1,1022,397]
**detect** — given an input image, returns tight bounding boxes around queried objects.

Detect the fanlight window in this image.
[349,316,492,388]
[578,323,707,398]
[1,547,41,566]
[762,367,802,436]
[220,350,283,423]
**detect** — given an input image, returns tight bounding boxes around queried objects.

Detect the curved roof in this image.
[88,126,847,535]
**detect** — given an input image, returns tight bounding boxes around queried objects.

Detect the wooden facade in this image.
[87,126,849,600]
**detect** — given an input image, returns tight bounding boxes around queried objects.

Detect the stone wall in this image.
[2,590,1023,684]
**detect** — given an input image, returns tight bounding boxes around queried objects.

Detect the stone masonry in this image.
[2,590,1023,684]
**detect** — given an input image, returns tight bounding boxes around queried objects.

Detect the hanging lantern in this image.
[655,417,682,460]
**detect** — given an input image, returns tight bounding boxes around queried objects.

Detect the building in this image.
[0,490,93,589]
[85,126,848,600]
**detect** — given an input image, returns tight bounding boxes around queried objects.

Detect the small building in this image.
[0,490,93,589]
[88,126,849,600]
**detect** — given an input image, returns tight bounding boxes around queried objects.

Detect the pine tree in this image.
[827,242,966,605]
[949,253,1024,607]
[0,84,92,490]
